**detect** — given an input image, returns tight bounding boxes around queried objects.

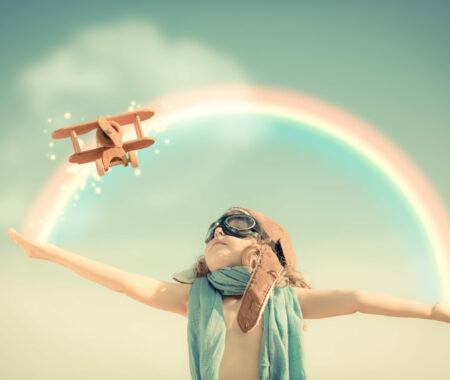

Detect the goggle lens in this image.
[226,215,255,230]
[205,214,259,243]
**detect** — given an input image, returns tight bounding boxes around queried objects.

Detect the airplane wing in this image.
[69,137,155,164]
[52,109,154,139]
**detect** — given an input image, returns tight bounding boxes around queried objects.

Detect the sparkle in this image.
[128,106,134,112]
[91,172,101,181]
[95,187,102,194]
[50,154,56,160]
[74,194,79,200]
[60,184,66,190]
[155,149,160,154]
[49,142,54,148]
[130,100,136,106]
[161,102,174,109]
[47,118,52,123]
[64,112,71,119]
[134,168,142,176]
[164,138,170,144]
[43,129,48,134]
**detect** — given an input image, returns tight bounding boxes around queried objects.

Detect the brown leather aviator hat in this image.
[172,206,297,333]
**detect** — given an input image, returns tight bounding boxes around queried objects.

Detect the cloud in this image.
[1,19,249,224]
[19,19,248,116]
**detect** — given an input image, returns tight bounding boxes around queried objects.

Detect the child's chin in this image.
[209,263,228,272]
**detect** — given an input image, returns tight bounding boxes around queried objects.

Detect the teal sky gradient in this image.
[1,1,449,379]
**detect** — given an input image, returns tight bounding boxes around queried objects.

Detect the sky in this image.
[1,1,449,379]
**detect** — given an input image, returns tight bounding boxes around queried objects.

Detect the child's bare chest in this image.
[219,296,262,380]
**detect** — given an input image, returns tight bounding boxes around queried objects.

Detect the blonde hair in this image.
[193,234,312,331]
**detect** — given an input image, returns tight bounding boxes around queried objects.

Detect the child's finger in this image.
[8,228,26,246]
[8,228,17,241]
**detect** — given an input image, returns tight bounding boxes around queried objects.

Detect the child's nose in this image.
[214,227,224,238]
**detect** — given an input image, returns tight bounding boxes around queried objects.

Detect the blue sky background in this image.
[1,1,449,379]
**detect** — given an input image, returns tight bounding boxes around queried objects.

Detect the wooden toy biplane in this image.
[51,109,156,176]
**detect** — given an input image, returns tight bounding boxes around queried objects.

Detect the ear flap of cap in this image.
[172,267,196,284]
[237,243,283,333]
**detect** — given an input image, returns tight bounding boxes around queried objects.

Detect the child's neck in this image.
[223,294,243,300]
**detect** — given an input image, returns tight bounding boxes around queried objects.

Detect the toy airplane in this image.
[51,109,156,176]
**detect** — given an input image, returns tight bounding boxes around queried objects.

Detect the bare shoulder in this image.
[160,282,192,318]
[293,286,309,299]
[294,287,355,300]
[293,287,358,319]
[123,275,192,318]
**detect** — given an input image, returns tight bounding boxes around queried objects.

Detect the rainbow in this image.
[23,84,450,300]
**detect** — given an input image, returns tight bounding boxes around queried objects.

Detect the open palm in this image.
[8,228,51,260]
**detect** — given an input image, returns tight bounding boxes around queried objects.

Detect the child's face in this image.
[204,226,257,272]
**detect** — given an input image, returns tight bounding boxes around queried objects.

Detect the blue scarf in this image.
[187,266,307,380]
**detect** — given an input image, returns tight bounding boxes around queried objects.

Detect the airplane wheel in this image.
[128,151,138,168]
[95,159,105,176]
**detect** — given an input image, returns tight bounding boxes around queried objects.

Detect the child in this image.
[8,206,450,380]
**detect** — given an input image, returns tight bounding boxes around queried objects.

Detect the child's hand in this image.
[430,302,450,323]
[8,228,55,260]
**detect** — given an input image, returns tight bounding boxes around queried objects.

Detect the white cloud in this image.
[1,19,250,223]
[19,19,248,114]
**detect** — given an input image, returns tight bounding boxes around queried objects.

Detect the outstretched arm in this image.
[8,228,190,317]
[295,288,359,319]
[356,290,433,319]
[296,286,450,323]
[356,290,449,323]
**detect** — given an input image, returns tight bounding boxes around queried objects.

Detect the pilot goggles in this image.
[205,214,263,244]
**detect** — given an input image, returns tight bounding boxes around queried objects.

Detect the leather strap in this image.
[237,243,283,333]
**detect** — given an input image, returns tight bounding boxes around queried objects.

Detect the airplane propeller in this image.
[97,115,123,147]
